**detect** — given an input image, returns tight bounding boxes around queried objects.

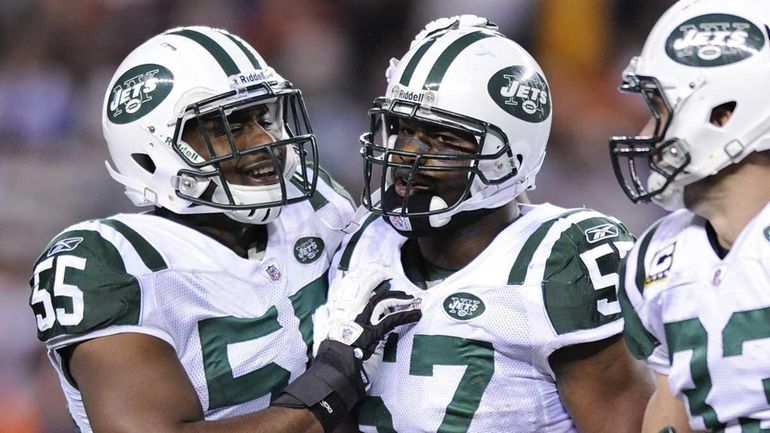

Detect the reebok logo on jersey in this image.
[665,14,765,67]
[107,64,174,124]
[645,242,676,286]
[294,237,325,264]
[47,237,84,257]
[584,223,619,244]
[443,292,485,321]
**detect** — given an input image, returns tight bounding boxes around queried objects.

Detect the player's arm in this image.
[642,372,696,433]
[551,335,654,433]
[541,214,654,433]
[69,333,323,433]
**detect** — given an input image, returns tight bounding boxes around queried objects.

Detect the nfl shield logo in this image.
[266,264,281,281]
[341,327,355,343]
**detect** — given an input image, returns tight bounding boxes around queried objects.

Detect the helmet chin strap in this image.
[381,185,451,238]
[211,181,284,224]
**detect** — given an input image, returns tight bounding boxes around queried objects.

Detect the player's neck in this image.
[416,201,519,270]
[691,153,770,250]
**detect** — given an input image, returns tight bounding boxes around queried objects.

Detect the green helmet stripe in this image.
[507,209,583,285]
[423,31,494,91]
[399,38,437,86]
[217,30,263,70]
[169,29,241,76]
[338,213,380,271]
[101,219,168,272]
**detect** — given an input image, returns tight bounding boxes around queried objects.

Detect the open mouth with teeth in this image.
[237,158,282,186]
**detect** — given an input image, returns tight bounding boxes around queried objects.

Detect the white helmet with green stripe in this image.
[360,16,552,235]
[610,0,770,210]
[102,26,317,224]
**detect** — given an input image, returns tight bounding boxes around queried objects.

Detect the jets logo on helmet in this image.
[665,13,765,67]
[488,66,551,123]
[107,64,173,124]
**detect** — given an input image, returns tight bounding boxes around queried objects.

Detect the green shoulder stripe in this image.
[338,213,380,271]
[507,209,583,285]
[31,228,142,343]
[633,220,664,294]
[101,219,167,272]
[617,257,660,360]
[290,176,326,211]
[316,165,355,208]
[541,214,635,335]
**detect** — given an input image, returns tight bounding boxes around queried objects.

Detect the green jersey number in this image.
[359,334,494,433]
[665,307,770,432]
[31,255,86,331]
[199,307,291,410]
[32,253,296,412]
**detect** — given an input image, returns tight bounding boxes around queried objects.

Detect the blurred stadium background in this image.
[0,1,672,431]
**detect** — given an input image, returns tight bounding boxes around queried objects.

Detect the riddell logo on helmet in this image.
[229,70,267,89]
[391,87,432,104]
[107,64,174,125]
[487,66,551,123]
[665,14,765,67]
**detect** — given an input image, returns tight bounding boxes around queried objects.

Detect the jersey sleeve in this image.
[540,213,636,354]
[29,220,171,350]
[616,225,671,375]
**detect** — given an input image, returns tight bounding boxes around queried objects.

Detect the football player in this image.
[320,15,653,433]
[609,1,770,432]
[28,26,418,433]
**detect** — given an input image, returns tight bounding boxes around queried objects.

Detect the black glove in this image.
[272,290,422,432]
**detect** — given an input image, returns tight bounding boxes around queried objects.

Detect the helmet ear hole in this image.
[131,153,157,174]
[710,101,736,128]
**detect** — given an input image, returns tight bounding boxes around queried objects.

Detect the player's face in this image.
[182,103,287,187]
[388,118,478,206]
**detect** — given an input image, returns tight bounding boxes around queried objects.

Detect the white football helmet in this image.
[360,15,552,234]
[102,26,317,224]
[610,0,770,211]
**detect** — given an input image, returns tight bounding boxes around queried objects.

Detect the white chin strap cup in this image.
[428,196,450,228]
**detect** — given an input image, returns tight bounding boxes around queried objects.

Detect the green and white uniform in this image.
[619,203,770,433]
[332,203,634,433]
[28,176,353,433]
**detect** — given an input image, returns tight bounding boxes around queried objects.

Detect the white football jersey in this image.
[29,175,354,433]
[619,203,770,432]
[330,203,635,433]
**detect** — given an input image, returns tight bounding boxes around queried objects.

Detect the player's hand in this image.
[313,262,396,356]
[274,264,422,432]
